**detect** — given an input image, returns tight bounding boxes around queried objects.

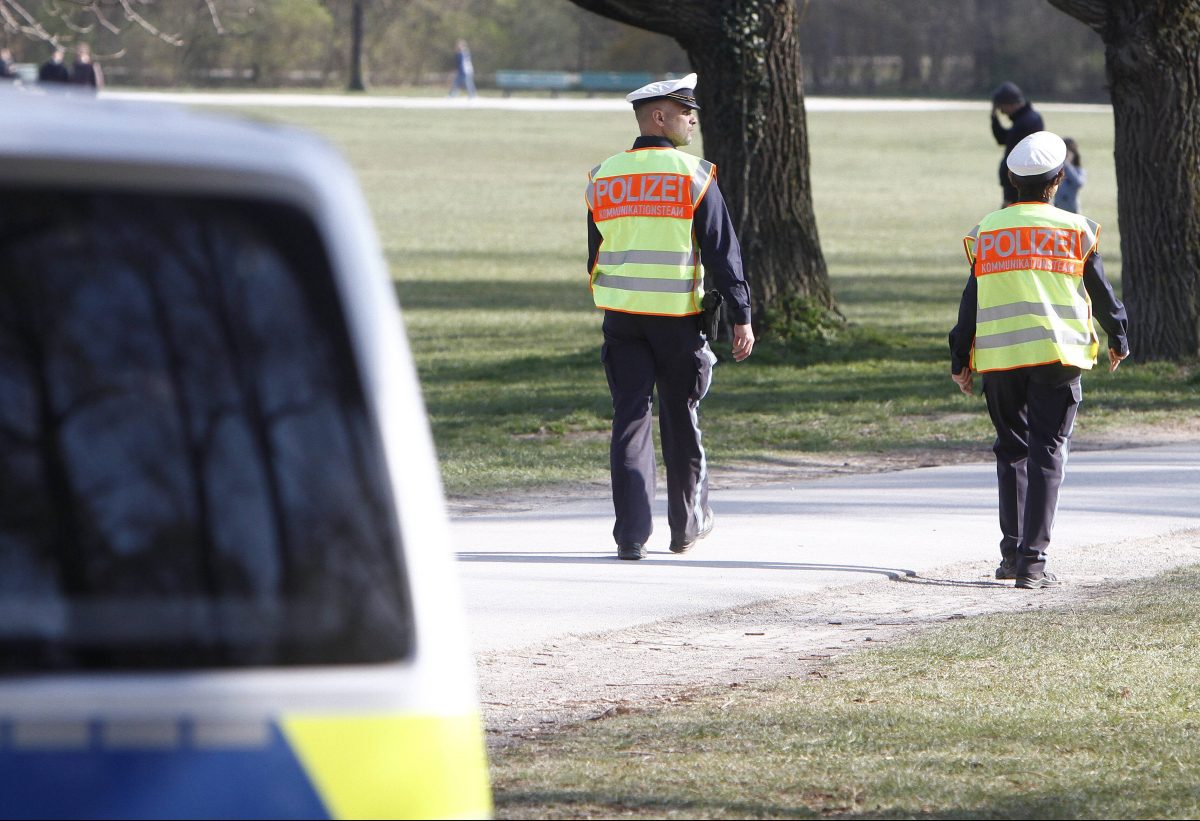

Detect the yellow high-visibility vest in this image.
[585,146,715,316]
[964,202,1101,372]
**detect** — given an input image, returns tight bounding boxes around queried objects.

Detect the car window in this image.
[0,189,412,670]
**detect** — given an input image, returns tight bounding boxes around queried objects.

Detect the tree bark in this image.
[1049,0,1200,359]
[567,0,833,320]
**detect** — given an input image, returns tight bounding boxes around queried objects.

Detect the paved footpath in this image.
[452,444,1200,654]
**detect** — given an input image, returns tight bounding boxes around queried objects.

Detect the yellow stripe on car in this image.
[282,713,492,820]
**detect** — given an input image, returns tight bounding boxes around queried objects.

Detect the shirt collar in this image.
[632,136,674,150]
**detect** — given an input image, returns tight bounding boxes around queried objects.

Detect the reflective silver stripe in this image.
[964,225,980,263]
[594,273,696,293]
[975,326,1093,350]
[193,719,273,749]
[11,721,90,749]
[977,301,1090,324]
[690,160,714,205]
[1084,218,1100,255]
[596,250,697,267]
[104,720,181,750]
[585,164,602,210]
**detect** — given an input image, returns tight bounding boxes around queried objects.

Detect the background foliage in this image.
[2,0,1106,100]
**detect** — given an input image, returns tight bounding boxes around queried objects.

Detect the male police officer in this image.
[950,131,1129,589]
[586,74,754,561]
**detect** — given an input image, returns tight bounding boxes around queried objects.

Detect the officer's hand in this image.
[732,324,754,362]
[1109,347,1129,373]
[951,367,974,396]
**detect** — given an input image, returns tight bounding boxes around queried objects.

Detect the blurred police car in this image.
[0,90,491,819]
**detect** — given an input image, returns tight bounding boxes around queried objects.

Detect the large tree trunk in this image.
[567,0,832,321]
[1050,0,1200,360]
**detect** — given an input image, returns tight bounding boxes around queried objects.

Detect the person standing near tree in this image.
[949,131,1129,589]
[37,48,70,85]
[70,43,103,94]
[990,81,1044,207]
[586,73,754,561]
[1053,137,1086,214]
[0,49,17,82]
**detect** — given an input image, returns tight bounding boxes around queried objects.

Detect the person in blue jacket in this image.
[1053,137,1087,213]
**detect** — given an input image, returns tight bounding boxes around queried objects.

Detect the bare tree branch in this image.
[1,0,224,47]
[0,0,65,46]
[118,0,183,46]
[1045,0,1109,31]
[89,2,121,35]
[203,0,225,35]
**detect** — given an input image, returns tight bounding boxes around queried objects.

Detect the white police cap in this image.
[1007,131,1067,178]
[626,73,700,110]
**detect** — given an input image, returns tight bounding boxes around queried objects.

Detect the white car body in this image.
[0,89,490,819]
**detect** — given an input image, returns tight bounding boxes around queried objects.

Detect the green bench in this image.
[492,70,663,97]
[493,70,579,97]
[578,72,656,95]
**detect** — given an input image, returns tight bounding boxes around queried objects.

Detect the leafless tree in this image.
[0,0,225,52]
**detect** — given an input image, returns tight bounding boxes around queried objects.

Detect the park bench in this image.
[578,71,656,96]
[494,70,579,97]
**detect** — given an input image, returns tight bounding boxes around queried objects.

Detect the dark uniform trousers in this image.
[602,310,713,548]
[982,363,1082,576]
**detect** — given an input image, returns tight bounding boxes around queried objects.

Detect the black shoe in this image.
[995,560,1018,580]
[1015,571,1061,589]
[669,510,714,554]
[617,543,646,561]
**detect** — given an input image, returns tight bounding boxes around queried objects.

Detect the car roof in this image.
[0,88,339,200]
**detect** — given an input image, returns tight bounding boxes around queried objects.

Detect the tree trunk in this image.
[348,0,366,92]
[567,0,833,321]
[1049,0,1200,359]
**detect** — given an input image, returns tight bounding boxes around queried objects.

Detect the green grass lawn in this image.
[489,564,1200,819]
[243,103,1196,496]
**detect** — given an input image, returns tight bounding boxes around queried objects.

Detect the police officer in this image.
[586,73,754,561]
[949,131,1129,589]
[991,82,1044,207]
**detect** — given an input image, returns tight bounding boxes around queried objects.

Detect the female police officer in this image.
[950,131,1129,588]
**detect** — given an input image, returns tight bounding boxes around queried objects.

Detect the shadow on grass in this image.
[394,276,587,311]
[496,787,1191,819]
[832,270,966,307]
[456,553,916,579]
[495,790,826,819]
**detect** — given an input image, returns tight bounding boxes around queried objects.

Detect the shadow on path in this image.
[456,552,917,579]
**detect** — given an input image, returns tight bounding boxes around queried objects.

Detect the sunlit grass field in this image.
[489,563,1200,819]
[244,102,1196,496]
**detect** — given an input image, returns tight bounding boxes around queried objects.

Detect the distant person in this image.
[0,49,16,82]
[586,73,754,561]
[70,43,103,93]
[37,48,70,85]
[950,131,1129,590]
[990,81,1043,206]
[448,39,476,99]
[1053,137,1086,213]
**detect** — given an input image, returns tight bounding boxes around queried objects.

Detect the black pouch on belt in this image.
[700,289,724,342]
